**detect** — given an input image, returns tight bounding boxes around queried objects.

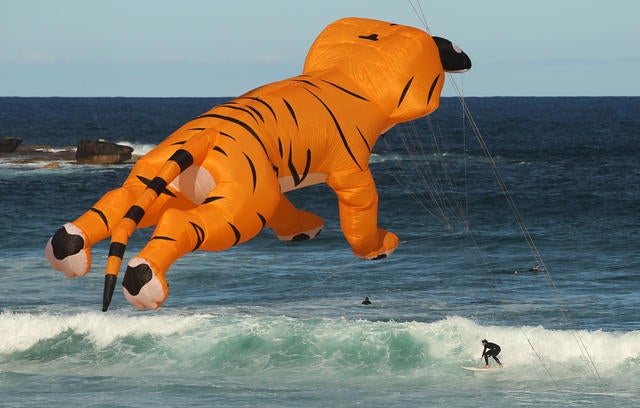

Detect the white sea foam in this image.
[114,140,156,156]
[2,311,637,379]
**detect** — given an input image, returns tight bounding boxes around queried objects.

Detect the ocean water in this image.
[0,96,639,407]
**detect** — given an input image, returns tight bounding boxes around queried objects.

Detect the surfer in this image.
[481,339,502,368]
[515,263,541,274]
[362,296,372,305]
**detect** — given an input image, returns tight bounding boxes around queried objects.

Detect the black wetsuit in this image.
[482,342,502,366]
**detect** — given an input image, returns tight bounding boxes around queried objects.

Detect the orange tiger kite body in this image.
[45,18,471,310]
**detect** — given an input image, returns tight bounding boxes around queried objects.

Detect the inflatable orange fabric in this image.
[45,17,471,311]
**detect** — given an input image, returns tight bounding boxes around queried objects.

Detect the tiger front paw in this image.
[361,229,399,260]
[122,258,169,310]
[45,223,92,278]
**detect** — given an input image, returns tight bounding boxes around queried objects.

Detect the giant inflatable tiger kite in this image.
[46,17,471,311]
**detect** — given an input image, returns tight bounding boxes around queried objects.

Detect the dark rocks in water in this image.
[75,139,134,164]
[0,137,22,153]
[2,141,136,166]
[11,145,77,164]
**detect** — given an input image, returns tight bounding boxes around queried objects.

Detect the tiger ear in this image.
[432,36,471,73]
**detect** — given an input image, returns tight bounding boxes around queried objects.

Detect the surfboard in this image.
[461,366,500,371]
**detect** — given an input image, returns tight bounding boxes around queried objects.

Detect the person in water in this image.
[362,296,372,305]
[515,263,541,274]
[481,339,503,368]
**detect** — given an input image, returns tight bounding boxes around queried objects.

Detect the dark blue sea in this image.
[1,96,638,407]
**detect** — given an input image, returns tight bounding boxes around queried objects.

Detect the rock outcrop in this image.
[0,137,22,153]
[75,140,134,164]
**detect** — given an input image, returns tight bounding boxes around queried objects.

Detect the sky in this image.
[1,0,639,97]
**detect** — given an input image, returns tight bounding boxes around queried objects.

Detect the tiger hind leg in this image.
[267,194,323,241]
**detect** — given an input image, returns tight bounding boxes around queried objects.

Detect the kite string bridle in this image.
[451,78,601,381]
[405,0,601,382]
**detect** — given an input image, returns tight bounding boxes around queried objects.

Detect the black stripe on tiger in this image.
[189,222,205,251]
[257,212,266,227]
[196,113,269,157]
[397,76,414,107]
[220,104,259,123]
[427,74,441,105]
[238,96,277,122]
[282,98,298,128]
[151,235,177,241]
[247,105,264,122]
[136,175,176,197]
[321,79,369,101]
[228,222,241,246]
[124,205,145,225]
[147,177,168,196]
[169,149,193,172]
[203,196,224,204]
[356,126,371,152]
[219,131,236,141]
[213,146,227,156]
[243,152,257,193]
[292,78,321,88]
[305,88,362,170]
[358,33,378,41]
[108,242,126,259]
[90,207,109,230]
[287,140,312,187]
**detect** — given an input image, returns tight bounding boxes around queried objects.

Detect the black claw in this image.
[102,274,117,312]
